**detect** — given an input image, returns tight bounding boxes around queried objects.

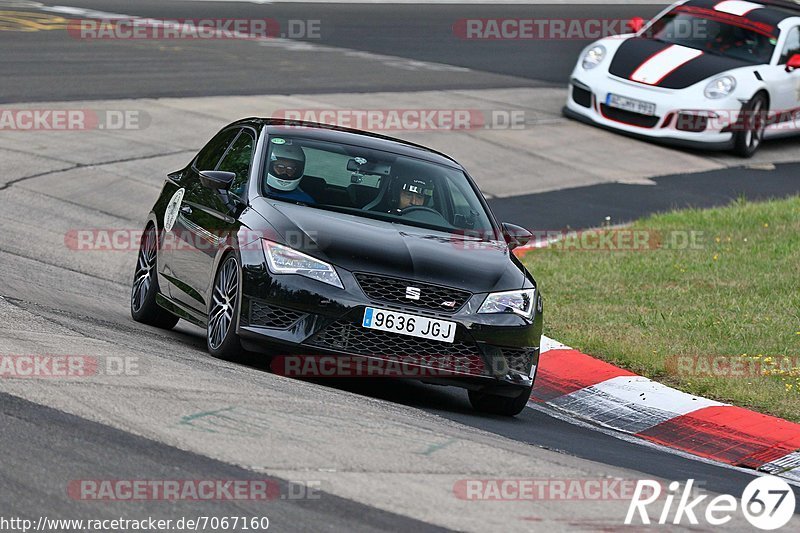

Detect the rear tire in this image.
[733,93,768,158]
[131,224,180,329]
[207,253,244,361]
[468,384,533,417]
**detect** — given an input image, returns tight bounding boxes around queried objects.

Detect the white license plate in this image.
[362,307,456,343]
[606,93,656,116]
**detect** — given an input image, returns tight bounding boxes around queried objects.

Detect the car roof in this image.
[230,118,463,169]
[681,0,800,26]
[754,0,800,14]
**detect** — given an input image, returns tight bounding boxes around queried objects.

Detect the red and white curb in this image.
[536,336,800,482]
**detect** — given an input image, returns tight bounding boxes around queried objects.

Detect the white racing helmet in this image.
[266,143,306,191]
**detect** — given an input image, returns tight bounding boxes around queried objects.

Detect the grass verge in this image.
[521,195,800,422]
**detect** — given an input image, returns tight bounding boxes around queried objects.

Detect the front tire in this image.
[207,253,244,361]
[131,224,180,329]
[468,384,533,417]
[733,93,768,158]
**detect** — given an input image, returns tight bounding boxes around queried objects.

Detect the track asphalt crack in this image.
[0,248,123,287]
[0,148,193,192]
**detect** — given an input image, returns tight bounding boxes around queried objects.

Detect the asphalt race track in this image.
[0,0,666,102]
[1,1,800,531]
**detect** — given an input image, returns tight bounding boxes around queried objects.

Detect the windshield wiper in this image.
[698,47,727,58]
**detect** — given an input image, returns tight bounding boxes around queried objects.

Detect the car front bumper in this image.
[235,244,543,394]
[564,74,744,150]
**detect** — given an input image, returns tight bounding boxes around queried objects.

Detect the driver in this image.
[387,174,435,214]
[265,143,315,204]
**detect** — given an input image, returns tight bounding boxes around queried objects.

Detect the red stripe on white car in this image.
[630,44,704,86]
[714,0,764,16]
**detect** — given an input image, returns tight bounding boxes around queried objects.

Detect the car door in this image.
[162,127,241,312]
[186,127,257,306]
[766,25,800,129]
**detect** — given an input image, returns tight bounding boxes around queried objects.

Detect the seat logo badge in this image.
[441,300,457,308]
[405,287,421,300]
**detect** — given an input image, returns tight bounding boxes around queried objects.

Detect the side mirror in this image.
[628,16,645,33]
[786,54,800,72]
[199,170,236,190]
[501,222,532,250]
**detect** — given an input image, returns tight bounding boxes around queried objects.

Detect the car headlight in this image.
[263,239,343,289]
[582,45,606,70]
[704,76,736,99]
[478,289,536,319]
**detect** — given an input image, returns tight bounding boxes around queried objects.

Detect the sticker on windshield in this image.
[354,157,367,165]
[271,137,286,145]
[164,188,185,233]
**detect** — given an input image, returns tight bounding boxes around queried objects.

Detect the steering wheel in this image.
[400,205,441,217]
[399,205,451,226]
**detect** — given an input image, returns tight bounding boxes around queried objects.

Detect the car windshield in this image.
[261,135,497,238]
[645,9,777,64]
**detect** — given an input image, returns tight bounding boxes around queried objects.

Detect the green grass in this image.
[522,196,800,422]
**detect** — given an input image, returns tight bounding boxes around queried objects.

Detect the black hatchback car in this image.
[131,119,543,416]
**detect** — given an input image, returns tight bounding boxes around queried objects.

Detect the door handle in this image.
[180,205,192,215]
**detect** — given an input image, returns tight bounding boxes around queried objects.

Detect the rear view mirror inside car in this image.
[346,157,391,175]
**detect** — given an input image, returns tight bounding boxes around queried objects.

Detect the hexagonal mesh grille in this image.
[309,319,487,376]
[354,273,471,313]
[500,347,536,375]
[249,300,306,329]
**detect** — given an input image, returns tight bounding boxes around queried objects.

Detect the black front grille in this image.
[501,347,536,375]
[309,319,487,376]
[600,104,660,128]
[354,273,471,313]
[249,300,306,329]
[571,85,592,108]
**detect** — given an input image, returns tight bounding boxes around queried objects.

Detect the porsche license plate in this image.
[362,307,456,343]
[606,93,656,116]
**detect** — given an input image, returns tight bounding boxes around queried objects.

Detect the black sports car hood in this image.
[250,198,526,293]
[608,38,751,89]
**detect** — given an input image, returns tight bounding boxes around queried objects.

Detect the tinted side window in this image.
[780,27,800,64]
[194,129,238,171]
[218,130,255,196]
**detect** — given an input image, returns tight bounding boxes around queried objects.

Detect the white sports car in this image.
[564,0,800,156]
